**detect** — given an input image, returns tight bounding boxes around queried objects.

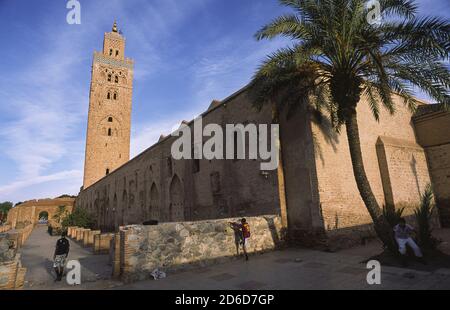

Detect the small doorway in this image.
[38,211,49,224]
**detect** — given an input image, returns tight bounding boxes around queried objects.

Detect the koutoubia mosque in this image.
[73,22,450,246]
[2,20,449,290]
[8,22,450,246]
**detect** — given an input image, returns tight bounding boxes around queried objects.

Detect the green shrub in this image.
[61,208,94,229]
[415,184,439,250]
[52,205,69,225]
[382,204,405,228]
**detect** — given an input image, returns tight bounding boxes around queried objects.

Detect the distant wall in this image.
[116,215,283,282]
[6,198,75,229]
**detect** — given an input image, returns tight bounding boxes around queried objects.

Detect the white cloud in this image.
[0,1,124,201]
[0,170,82,198]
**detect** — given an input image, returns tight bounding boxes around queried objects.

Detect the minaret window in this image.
[108,117,113,123]
[107,92,111,100]
[108,74,112,82]
[109,49,113,56]
[108,128,112,136]
[113,93,118,100]
[106,169,110,175]
[116,50,119,57]
[115,76,119,83]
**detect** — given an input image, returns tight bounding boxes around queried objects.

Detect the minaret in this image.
[83,21,134,189]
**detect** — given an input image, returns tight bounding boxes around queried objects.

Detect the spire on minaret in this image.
[112,20,118,33]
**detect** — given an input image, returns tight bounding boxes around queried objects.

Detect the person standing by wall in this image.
[230,218,251,261]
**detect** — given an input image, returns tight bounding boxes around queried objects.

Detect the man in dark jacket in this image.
[53,231,70,281]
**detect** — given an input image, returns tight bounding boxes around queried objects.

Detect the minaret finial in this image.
[112,20,118,32]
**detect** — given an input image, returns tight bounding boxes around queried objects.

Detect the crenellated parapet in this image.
[93,51,134,70]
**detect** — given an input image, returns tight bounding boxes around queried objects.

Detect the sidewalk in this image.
[20,226,116,290]
[115,246,450,290]
[20,226,450,290]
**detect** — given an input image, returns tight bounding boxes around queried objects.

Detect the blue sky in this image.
[0,0,448,203]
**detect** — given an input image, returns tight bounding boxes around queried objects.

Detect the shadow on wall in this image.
[311,112,340,165]
[410,155,422,199]
[437,199,450,228]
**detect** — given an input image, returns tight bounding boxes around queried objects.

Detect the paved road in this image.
[116,246,450,290]
[18,226,450,290]
[20,226,116,290]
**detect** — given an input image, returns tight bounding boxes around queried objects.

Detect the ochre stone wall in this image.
[0,258,26,290]
[426,144,450,227]
[12,225,34,248]
[0,226,11,233]
[77,88,281,232]
[278,106,324,243]
[311,95,432,245]
[0,234,26,290]
[93,233,114,254]
[376,136,431,207]
[116,215,283,282]
[77,83,438,247]
[414,107,450,227]
[77,25,445,247]
[111,232,121,278]
[83,230,101,247]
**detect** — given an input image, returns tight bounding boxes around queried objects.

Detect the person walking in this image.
[53,231,70,281]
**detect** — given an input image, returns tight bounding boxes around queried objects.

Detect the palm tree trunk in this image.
[272,103,289,233]
[345,111,397,252]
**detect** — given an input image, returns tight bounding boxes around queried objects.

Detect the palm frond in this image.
[255,14,309,41]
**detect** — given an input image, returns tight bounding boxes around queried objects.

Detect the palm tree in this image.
[249,0,449,251]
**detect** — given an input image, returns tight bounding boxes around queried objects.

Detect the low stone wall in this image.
[18,225,34,247]
[0,257,26,290]
[83,230,101,247]
[4,224,34,250]
[67,227,111,254]
[118,215,283,282]
[110,233,121,278]
[0,225,11,234]
[76,228,87,242]
[68,227,77,238]
[94,234,114,254]
[0,235,26,290]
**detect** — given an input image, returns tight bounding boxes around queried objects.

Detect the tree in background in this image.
[52,205,69,225]
[61,208,94,230]
[0,202,13,224]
